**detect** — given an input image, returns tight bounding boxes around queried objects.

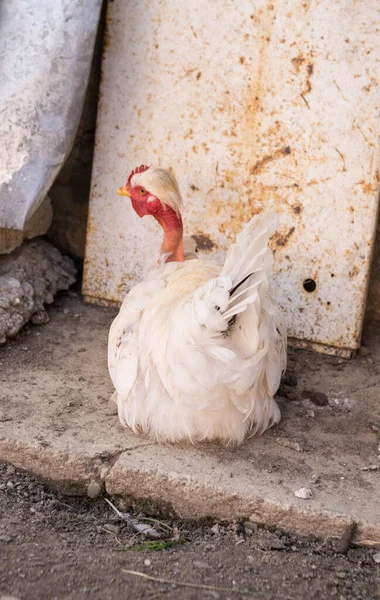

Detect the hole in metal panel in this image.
[303,278,317,293]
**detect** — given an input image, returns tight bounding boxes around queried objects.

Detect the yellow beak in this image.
[117,186,131,197]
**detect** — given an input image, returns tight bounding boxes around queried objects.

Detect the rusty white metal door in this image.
[83,0,380,358]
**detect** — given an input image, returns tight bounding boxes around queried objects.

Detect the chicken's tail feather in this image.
[192,213,277,334]
[220,213,277,325]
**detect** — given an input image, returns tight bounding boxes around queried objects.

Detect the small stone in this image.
[31,310,50,326]
[336,571,346,579]
[294,487,313,499]
[373,552,380,563]
[210,524,220,535]
[103,523,120,535]
[6,481,14,489]
[144,559,151,567]
[306,409,315,418]
[254,532,286,551]
[193,560,211,569]
[0,535,12,542]
[361,465,380,472]
[358,346,371,357]
[276,437,302,452]
[303,390,328,406]
[282,373,298,387]
[87,481,103,499]
[63,308,70,315]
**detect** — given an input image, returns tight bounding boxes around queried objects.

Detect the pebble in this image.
[103,523,120,535]
[144,559,151,567]
[282,373,298,387]
[294,487,313,499]
[193,560,211,569]
[87,481,103,499]
[336,571,346,579]
[358,346,371,357]
[210,524,220,535]
[63,308,70,315]
[303,390,329,406]
[6,481,14,489]
[373,552,380,564]
[0,535,12,543]
[276,437,302,452]
[31,310,50,326]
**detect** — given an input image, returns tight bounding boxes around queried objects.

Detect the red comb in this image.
[127,164,150,184]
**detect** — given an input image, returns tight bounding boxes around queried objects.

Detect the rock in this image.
[0,196,52,254]
[276,437,303,452]
[335,571,346,579]
[358,346,371,357]
[282,373,298,387]
[0,239,76,344]
[87,481,103,499]
[254,531,286,551]
[6,481,14,489]
[302,390,329,406]
[31,310,50,326]
[192,560,211,569]
[373,551,380,563]
[210,523,220,535]
[144,559,151,566]
[103,523,120,535]
[294,487,313,499]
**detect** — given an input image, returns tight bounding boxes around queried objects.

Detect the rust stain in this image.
[191,234,215,251]
[293,204,302,214]
[291,55,305,73]
[359,180,374,194]
[250,146,291,175]
[349,266,359,278]
[239,56,246,64]
[273,227,295,247]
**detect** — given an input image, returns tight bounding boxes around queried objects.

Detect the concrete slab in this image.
[0,293,379,546]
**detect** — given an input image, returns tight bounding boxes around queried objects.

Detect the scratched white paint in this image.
[83,0,380,357]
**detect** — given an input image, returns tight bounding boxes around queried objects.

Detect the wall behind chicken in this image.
[47,4,380,330]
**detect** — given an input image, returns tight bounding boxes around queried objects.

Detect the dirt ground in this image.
[0,462,379,600]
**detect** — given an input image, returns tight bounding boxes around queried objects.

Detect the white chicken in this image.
[108,165,286,445]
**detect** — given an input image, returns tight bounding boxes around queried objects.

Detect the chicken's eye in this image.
[140,188,146,195]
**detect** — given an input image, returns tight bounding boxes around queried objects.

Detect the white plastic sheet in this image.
[0,0,102,231]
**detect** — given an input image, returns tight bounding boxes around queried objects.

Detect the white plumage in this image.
[108,166,286,445]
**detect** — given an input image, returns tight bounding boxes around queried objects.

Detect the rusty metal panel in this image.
[83,0,380,357]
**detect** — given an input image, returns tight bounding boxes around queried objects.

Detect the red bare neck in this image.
[150,203,184,263]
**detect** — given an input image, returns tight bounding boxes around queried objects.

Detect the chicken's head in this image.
[118,165,183,218]
[118,165,184,262]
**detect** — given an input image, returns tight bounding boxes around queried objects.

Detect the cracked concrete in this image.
[0,293,379,548]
